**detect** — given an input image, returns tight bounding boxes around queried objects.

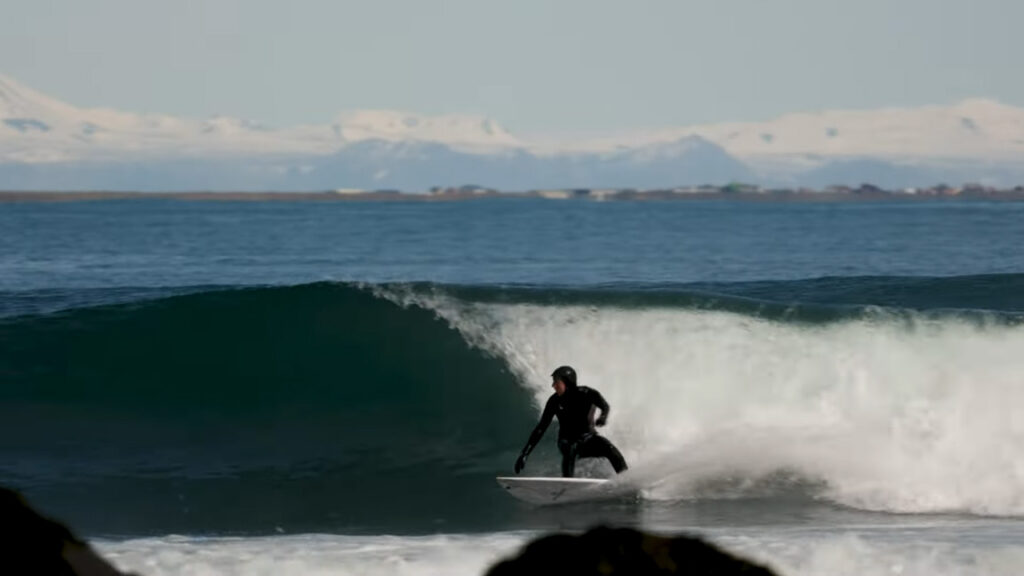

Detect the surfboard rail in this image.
[495,476,617,505]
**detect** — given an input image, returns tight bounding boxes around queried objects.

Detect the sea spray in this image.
[386,286,1024,516]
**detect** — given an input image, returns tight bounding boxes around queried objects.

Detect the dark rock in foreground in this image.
[0,487,132,576]
[486,526,779,576]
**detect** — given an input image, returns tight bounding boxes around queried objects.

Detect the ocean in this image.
[2,197,1023,575]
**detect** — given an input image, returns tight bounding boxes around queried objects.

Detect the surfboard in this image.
[495,476,611,505]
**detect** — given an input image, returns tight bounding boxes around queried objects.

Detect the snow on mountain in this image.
[5,72,1024,165]
[0,74,319,162]
[0,73,80,121]
[3,72,1024,190]
[0,74,521,164]
[702,98,1024,164]
[332,109,521,152]
[575,98,1024,170]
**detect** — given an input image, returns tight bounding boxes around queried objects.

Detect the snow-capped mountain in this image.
[587,98,1024,181]
[2,72,1023,190]
[0,73,340,163]
[0,73,520,164]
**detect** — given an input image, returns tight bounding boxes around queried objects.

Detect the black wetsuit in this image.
[520,385,628,477]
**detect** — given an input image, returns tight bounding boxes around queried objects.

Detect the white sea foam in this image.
[719,530,1024,576]
[96,533,529,576]
[384,288,1024,517]
[95,526,1024,576]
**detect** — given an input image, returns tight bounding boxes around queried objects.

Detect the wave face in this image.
[0,283,537,535]
[2,275,1024,535]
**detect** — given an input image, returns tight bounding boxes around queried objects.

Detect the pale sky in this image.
[1,0,1021,136]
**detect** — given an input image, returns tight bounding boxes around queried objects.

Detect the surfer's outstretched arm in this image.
[515,397,555,473]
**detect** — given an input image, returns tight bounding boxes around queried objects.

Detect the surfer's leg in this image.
[558,439,578,477]
[604,440,628,473]
[578,435,628,473]
[561,453,577,478]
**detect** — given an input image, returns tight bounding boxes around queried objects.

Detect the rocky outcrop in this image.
[485,526,778,576]
[0,488,131,576]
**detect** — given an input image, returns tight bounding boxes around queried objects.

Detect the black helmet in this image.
[551,365,577,388]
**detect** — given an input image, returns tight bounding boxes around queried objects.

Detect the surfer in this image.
[514,365,628,478]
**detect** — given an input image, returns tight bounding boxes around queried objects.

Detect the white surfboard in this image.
[496,476,612,505]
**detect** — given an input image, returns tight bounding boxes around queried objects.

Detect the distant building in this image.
[459,184,496,195]
[333,188,367,195]
[853,183,884,194]
[722,183,761,194]
[429,185,495,195]
[588,189,618,201]
[962,183,995,194]
[536,189,571,200]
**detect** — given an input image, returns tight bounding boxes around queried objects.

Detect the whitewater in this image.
[391,289,1024,517]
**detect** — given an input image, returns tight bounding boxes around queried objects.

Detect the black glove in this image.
[514,453,527,474]
[596,415,607,427]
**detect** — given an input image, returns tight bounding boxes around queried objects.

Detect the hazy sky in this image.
[2,0,1021,136]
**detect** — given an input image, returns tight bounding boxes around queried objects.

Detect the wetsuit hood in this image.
[551,365,578,388]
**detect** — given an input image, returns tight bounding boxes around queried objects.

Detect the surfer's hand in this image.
[596,415,607,427]
[514,454,526,474]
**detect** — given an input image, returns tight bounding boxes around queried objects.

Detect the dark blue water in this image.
[4,198,1024,293]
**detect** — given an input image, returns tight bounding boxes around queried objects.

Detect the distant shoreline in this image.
[3,186,1024,203]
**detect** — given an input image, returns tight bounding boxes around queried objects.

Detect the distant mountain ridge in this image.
[2,73,1023,190]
